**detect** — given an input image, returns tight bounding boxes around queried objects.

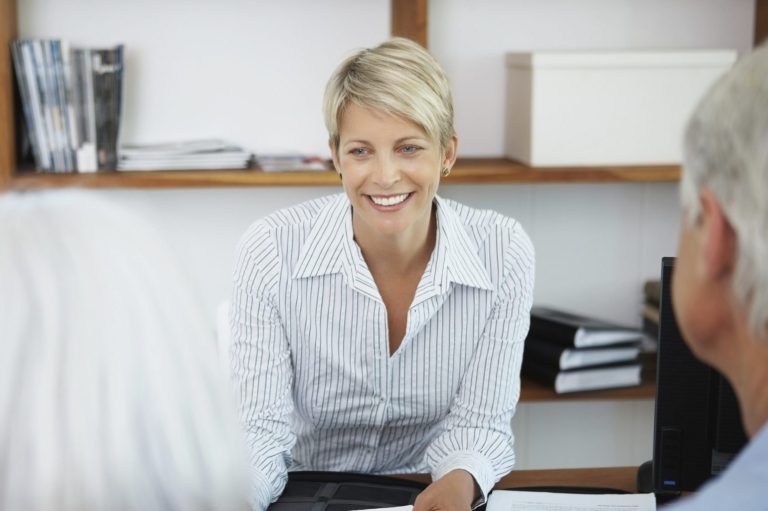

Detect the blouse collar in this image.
[292,194,493,298]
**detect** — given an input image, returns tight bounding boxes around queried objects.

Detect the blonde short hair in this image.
[323,37,454,153]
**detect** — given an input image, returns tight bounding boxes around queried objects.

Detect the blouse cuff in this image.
[431,450,497,507]
[251,469,275,511]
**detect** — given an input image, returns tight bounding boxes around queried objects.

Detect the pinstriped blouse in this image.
[230,193,535,509]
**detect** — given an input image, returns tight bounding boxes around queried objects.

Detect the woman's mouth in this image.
[368,193,410,206]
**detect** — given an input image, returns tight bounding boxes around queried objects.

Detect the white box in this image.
[505,50,737,167]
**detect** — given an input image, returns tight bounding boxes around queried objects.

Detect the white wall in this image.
[513,399,655,469]
[18,0,756,470]
[430,0,755,156]
[19,0,390,155]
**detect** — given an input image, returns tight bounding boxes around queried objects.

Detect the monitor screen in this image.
[652,257,747,495]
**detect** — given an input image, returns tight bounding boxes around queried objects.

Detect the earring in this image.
[442,167,451,177]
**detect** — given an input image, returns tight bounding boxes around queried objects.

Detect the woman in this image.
[230,38,535,511]
[0,190,250,511]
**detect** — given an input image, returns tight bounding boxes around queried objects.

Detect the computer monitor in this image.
[652,257,747,495]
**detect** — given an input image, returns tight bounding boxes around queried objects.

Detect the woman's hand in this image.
[412,469,480,511]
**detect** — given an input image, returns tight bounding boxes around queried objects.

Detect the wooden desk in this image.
[396,466,639,493]
[495,466,639,492]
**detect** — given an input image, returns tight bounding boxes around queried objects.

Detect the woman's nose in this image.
[372,156,401,188]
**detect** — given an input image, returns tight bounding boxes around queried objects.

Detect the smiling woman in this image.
[229,38,535,511]
[334,103,451,245]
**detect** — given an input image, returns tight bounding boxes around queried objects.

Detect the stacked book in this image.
[11,39,124,172]
[522,306,644,394]
[255,154,330,172]
[117,139,253,171]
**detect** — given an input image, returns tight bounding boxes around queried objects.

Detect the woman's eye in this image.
[350,148,368,156]
[401,145,419,154]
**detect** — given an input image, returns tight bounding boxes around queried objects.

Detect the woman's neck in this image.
[353,206,437,277]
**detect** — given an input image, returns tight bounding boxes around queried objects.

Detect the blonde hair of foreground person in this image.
[0,190,250,511]
[323,36,454,153]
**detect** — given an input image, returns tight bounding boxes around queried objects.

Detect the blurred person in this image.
[0,190,250,510]
[667,43,768,509]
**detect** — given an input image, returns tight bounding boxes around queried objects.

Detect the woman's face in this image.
[332,103,456,241]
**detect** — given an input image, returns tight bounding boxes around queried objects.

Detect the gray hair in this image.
[680,43,768,339]
[323,37,454,153]
[0,190,250,510]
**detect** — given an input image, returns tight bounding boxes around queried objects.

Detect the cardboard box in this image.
[505,50,737,167]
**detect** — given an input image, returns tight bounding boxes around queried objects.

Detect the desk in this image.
[395,466,639,493]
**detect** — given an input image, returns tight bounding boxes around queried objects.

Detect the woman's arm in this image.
[230,223,296,510]
[421,226,535,509]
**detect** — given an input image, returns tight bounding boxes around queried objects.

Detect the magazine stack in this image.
[11,39,124,172]
[117,140,253,171]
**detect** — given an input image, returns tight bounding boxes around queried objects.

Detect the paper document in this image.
[487,490,655,511]
[351,507,412,511]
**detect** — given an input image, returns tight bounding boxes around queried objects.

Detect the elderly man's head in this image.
[672,43,768,436]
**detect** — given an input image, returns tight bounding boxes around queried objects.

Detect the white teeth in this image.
[370,193,409,206]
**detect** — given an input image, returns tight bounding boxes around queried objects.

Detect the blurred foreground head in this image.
[0,190,250,510]
[676,43,768,344]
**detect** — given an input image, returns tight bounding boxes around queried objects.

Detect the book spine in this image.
[523,337,567,370]
[31,40,60,172]
[61,41,80,163]
[555,362,643,394]
[19,41,50,170]
[42,40,66,172]
[11,41,44,170]
[529,316,579,347]
[80,48,98,172]
[91,46,123,170]
[520,357,559,388]
[51,40,75,171]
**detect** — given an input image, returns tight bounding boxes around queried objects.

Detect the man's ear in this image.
[699,188,737,281]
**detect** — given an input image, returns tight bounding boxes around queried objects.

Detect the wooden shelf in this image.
[449,158,680,184]
[520,377,655,402]
[520,359,656,402]
[7,167,343,189]
[0,0,685,191]
[6,0,765,190]
[5,158,680,190]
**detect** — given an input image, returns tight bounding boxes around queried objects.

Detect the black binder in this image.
[268,471,426,511]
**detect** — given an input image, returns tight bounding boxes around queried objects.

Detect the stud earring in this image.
[442,167,451,177]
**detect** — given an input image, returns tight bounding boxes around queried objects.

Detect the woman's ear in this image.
[329,141,342,177]
[699,188,736,281]
[442,133,459,172]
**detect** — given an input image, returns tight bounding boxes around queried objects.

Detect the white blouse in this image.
[230,193,535,509]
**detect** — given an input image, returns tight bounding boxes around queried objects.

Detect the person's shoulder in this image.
[254,194,339,231]
[237,194,340,250]
[440,196,531,247]
[663,425,768,511]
